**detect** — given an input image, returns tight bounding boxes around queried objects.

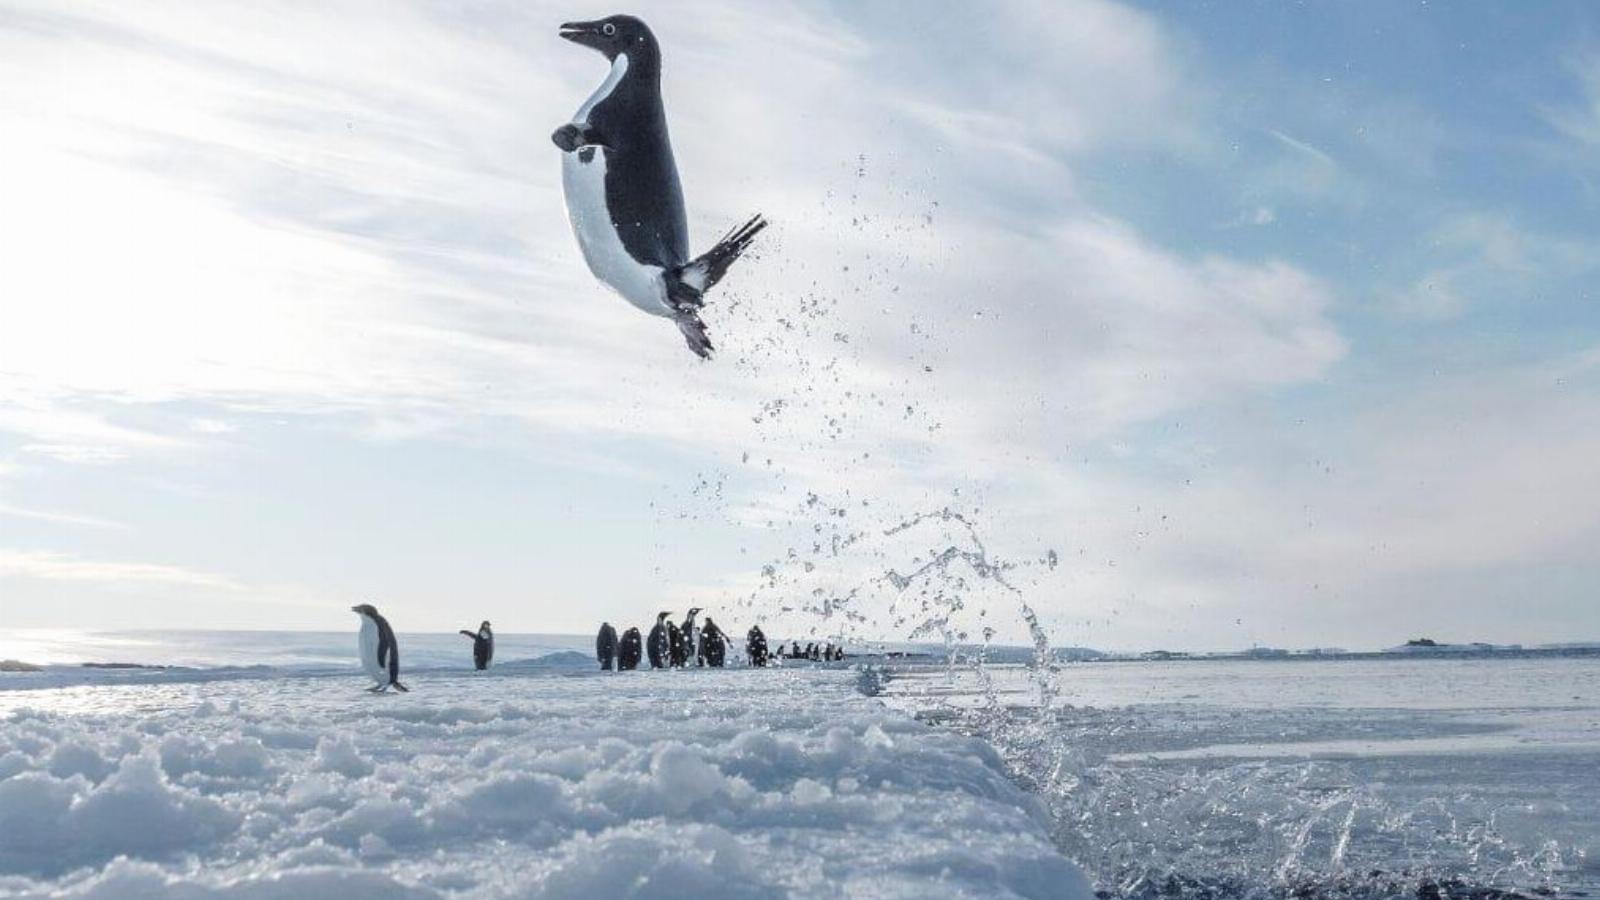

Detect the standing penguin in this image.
[701,617,727,667]
[746,625,768,668]
[596,622,619,671]
[351,604,409,692]
[619,626,643,670]
[647,611,671,669]
[680,607,702,666]
[553,15,767,359]
[668,618,686,668]
[459,620,494,671]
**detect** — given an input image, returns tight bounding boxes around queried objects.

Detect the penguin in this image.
[619,626,643,670]
[553,15,767,359]
[668,619,686,668]
[351,603,409,692]
[596,621,619,671]
[701,617,727,667]
[680,607,702,667]
[647,611,671,669]
[746,625,768,668]
[459,620,494,671]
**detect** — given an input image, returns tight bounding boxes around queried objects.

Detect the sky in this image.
[2,0,1600,652]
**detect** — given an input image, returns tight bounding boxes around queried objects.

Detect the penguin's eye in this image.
[601,23,616,36]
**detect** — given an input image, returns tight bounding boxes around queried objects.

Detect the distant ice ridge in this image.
[0,667,1090,899]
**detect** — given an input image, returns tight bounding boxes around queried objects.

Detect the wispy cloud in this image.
[0,549,238,589]
[1544,51,1600,148]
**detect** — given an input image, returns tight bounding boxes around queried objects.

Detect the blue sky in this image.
[2,0,1599,651]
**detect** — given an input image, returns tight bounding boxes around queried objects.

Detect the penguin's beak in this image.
[559,21,602,50]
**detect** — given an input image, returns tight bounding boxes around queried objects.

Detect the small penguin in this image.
[746,625,768,668]
[668,619,686,668]
[459,620,494,671]
[619,626,643,670]
[351,603,409,692]
[701,617,727,667]
[680,607,702,667]
[596,621,619,671]
[553,15,767,359]
[647,611,671,669]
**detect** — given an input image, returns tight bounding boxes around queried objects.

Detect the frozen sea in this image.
[884,655,1600,899]
[0,632,1596,898]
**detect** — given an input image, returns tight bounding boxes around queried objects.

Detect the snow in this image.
[0,666,1089,899]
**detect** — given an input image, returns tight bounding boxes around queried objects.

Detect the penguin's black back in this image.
[374,612,400,684]
[586,39,689,269]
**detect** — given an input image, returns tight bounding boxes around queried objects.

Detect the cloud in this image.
[1380,212,1600,321]
[0,0,1354,638]
[0,549,238,589]
[0,505,128,530]
[1544,51,1600,148]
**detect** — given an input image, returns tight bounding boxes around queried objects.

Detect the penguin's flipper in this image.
[551,123,608,153]
[673,311,714,360]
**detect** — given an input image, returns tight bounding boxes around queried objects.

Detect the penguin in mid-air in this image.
[553,14,767,359]
[351,603,409,692]
[596,621,618,670]
[459,620,494,671]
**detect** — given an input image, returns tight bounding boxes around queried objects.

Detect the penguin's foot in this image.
[392,681,410,693]
[366,685,387,693]
[673,311,714,360]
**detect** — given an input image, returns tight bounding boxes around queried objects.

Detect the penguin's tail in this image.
[664,214,768,359]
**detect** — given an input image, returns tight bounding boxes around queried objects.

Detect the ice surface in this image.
[0,665,1089,899]
[886,656,1600,899]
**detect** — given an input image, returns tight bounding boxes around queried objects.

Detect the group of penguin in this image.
[351,602,846,693]
[595,608,729,670]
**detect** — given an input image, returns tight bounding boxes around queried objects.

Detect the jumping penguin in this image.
[459,620,494,671]
[553,14,767,359]
[351,603,409,692]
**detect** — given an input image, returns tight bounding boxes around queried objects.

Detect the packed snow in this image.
[0,663,1089,899]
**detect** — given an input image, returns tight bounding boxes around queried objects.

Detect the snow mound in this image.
[0,667,1088,898]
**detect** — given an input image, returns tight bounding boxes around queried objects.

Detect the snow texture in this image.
[0,667,1089,899]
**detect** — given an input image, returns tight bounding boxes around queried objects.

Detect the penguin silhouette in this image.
[647,611,671,669]
[746,625,768,668]
[619,627,643,670]
[458,620,494,671]
[596,622,618,671]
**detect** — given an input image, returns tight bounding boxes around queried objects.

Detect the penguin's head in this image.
[350,603,378,619]
[480,620,492,631]
[657,610,671,621]
[559,15,656,62]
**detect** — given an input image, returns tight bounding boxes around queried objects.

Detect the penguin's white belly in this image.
[561,150,671,318]
[358,619,382,683]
